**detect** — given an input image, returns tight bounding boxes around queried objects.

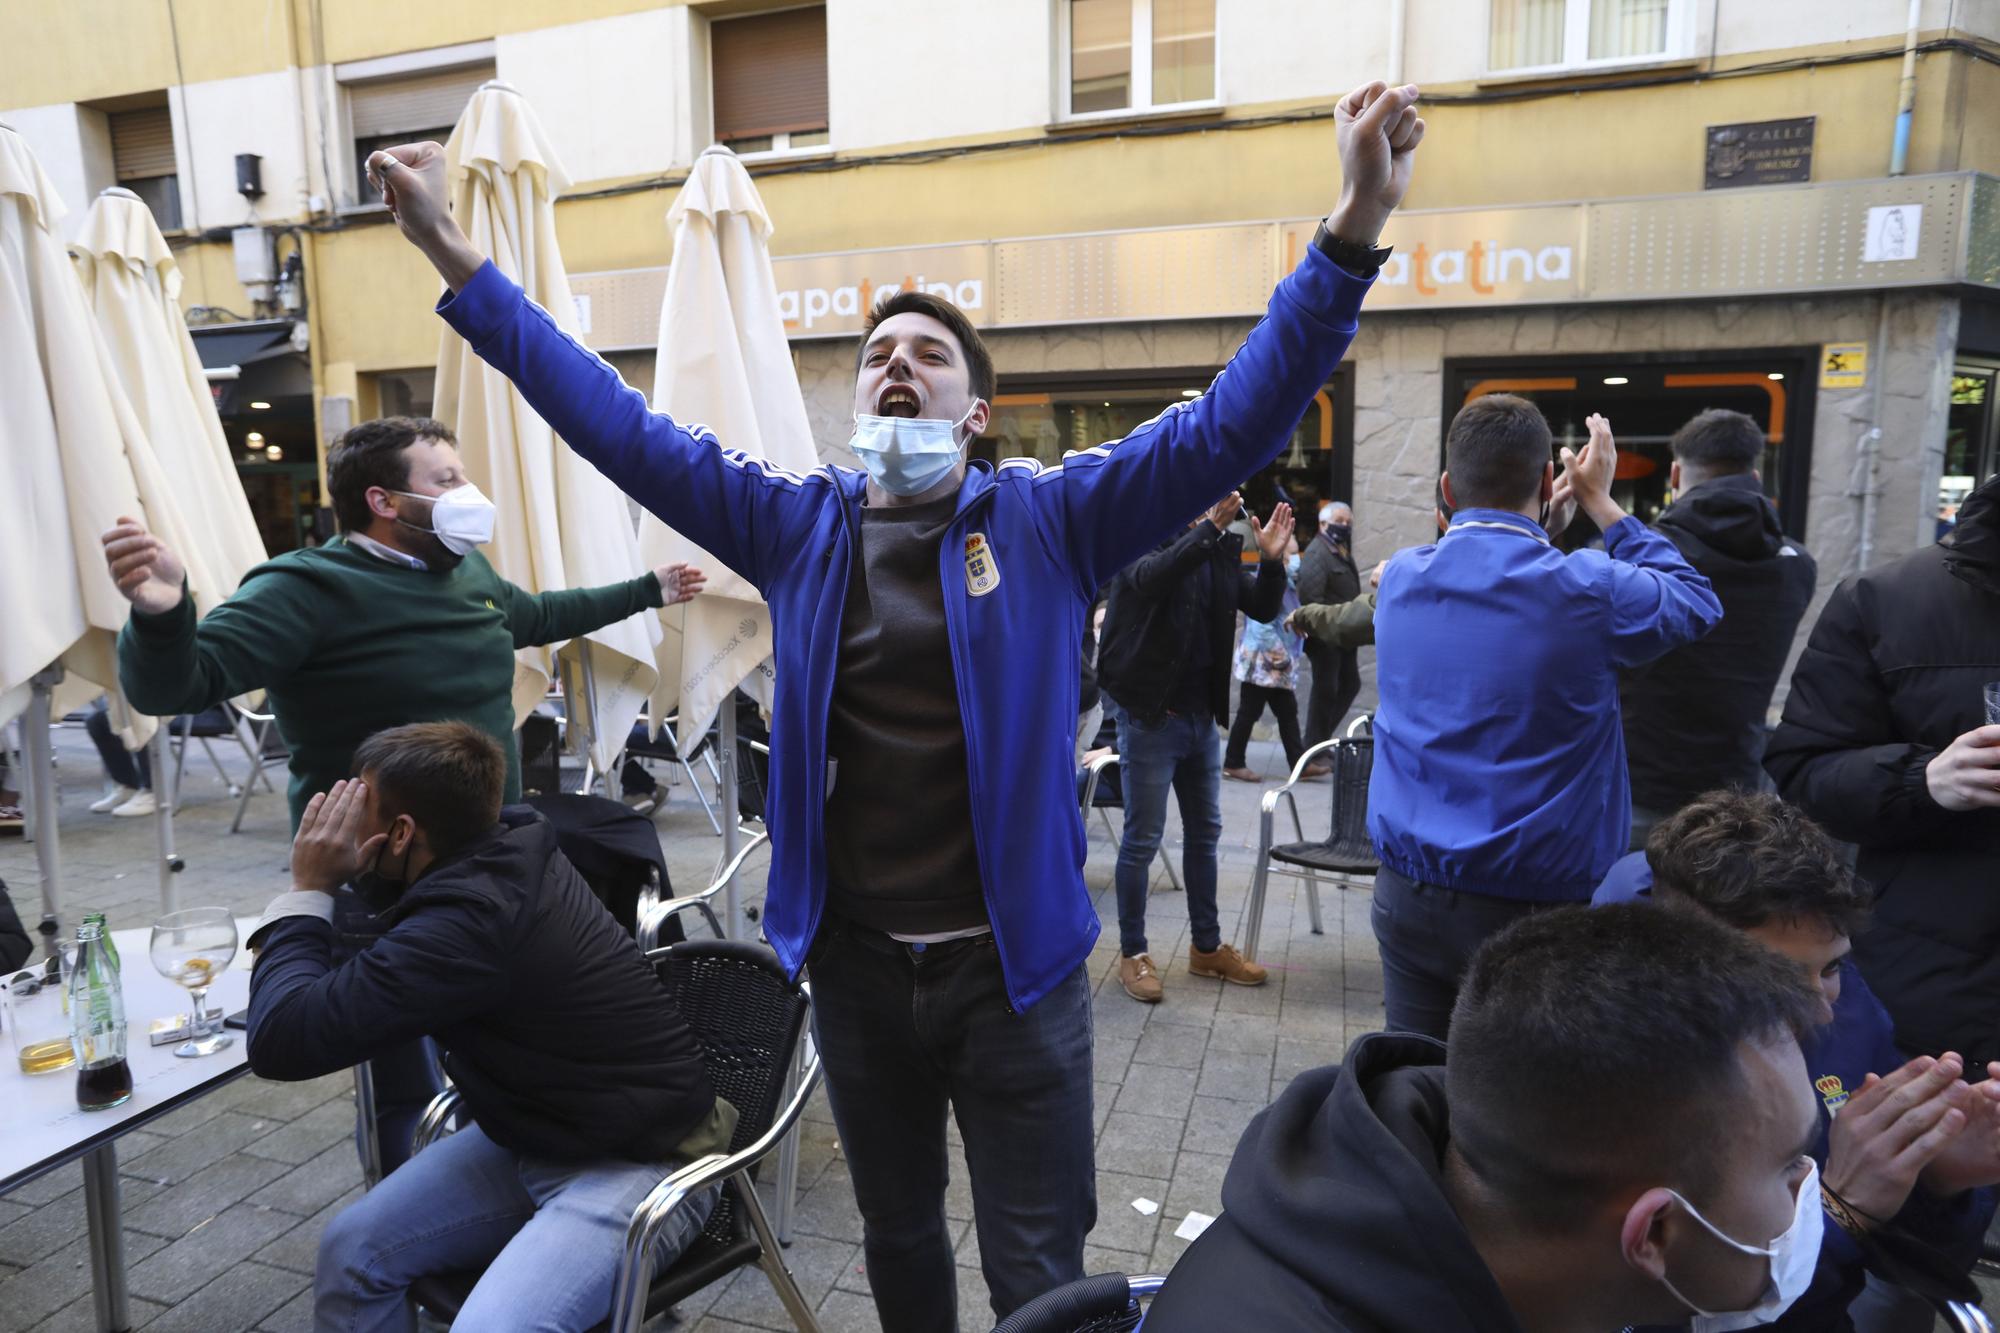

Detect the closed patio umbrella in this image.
[433,82,661,776]
[643,144,819,758]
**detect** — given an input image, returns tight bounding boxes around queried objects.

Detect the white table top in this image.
[1,918,257,1194]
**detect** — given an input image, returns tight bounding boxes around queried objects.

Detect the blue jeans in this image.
[1114,710,1223,957]
[808,919,1097,1331]
[1370,863,1552,1041]
[314,1122,717,1332]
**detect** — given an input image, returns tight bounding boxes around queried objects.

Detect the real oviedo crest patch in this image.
[964,532,1000,597]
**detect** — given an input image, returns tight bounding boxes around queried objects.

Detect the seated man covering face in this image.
[245,722,735,1332]
[1145,904,1828,1333]
[1596,790,2000,1328]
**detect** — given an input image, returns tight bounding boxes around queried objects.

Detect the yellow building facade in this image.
[5,0,1998,594]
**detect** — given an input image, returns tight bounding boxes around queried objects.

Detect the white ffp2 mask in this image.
[394,483,497,556]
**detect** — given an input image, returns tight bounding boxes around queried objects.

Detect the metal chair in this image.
[227,705,287,833]
[405,938,824,1333]
[1946,1301,1996,1333]
[1079,752,1184,892]
[1242,714,1376,963]
[166,705,256,801]
[991,1273,1167,1333]
[622,712,725,834]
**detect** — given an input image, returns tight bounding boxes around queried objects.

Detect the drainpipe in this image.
[1889,0,1921,175]
[1857,294,1893,573]
[1388,0,1408,86]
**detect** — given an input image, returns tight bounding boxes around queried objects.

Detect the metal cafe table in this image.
[1,920,255,1332]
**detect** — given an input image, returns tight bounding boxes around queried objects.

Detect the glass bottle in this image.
[70,920,132,1111]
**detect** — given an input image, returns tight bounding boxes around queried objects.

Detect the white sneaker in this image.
[90,785,138,813]
[112,790,157,818]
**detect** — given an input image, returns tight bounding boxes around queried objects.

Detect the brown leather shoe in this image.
[1222,766,1261,783]
[1188,942,1268,987]
[1300,761,1332,779]
[1120,953,1164,1003]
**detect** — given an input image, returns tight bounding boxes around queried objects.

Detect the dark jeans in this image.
[1115,711,1223,957]
[1370,863,1553,1040]
[1224,682,1304,770]
[1302,640,1361,747]
[808,919,1096,1331]
[85,701,150,790]
[332,887,443,1178]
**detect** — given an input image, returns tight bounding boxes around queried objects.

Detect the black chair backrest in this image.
[651,939,809,1245]
[1324,736,1374,860]
[991,1273,1143,1333]
[526,794,678,941]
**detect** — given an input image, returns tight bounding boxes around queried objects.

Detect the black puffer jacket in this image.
[248,807,718,1162]
[1096,522,1285,726]
[1765,474,2000,1062]
[1621,474,1818,811]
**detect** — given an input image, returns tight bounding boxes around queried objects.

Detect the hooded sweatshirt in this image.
[1619,473,1817,813]
[1144,1032,1524,1333]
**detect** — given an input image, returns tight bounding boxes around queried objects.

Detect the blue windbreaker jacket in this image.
[438,249,1372,1009]
[1368,510,1721,900]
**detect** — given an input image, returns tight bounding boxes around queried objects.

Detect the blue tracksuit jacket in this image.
[438,249,1371,1009]
[1369,510,1720,900]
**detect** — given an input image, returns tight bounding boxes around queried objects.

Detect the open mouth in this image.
[876,385,922,418]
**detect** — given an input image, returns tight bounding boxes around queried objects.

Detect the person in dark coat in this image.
[1095,492,1291,1002]
[1765,472,2000,1068]
[1620,410,1817,848]
[0,876,31,974]
[1298,500,1363,745]
[247,721,733,1331]
[1145,904,1828,1333]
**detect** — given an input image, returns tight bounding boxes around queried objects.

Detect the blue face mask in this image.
[848,404,977,497]
[1285,554,1301,579]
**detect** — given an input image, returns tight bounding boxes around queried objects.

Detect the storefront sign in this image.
[1705,118,1815,190]
[772,244,989,337]
[1820,342,1869,389]
[1282,208,1582,309]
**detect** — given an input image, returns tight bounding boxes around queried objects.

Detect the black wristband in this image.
[1312,220,1393,276]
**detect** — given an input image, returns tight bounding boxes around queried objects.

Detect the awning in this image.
[189,320,310,415]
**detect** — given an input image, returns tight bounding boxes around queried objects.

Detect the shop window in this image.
[711,6,829,156]
[342,56,494,206]
[1942,363,1999,539]
[1442,352,1817,541]
[108,102,182,231]
[1489,0,1687,75]
[1064,0,1216,119]
[980,366,1353,550]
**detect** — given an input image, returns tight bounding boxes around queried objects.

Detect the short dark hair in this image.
[857,289,996,401]
[351,721,504,861]
[1444,394,1553,510]
[327,416,456,533]
[1647,790,1870,937]
[1447,904,1822,1230]
[1671,409,1765,476]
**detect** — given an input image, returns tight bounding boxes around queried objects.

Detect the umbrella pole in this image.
[151,726,183,911]
[719,696,740,940]
[24,668,62,947]
[576,648,602,797]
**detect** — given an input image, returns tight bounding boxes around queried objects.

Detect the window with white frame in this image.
[1489,0,1686,74]
[710,5,829,155]
[1065,0,1216,119]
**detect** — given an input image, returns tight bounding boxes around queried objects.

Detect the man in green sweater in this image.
[103,415,702,827]
[102,414,702,1171]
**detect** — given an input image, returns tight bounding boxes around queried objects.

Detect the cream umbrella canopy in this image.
[643,145,820,757]
[432,82,661,776]
[0,125,216,744]
[73,186,267,601]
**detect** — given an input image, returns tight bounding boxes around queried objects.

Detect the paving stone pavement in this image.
[2,720,1383,1331]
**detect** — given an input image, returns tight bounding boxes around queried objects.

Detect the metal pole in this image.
[719,697,740,940]
[151,727,181,912]
[25,669,62,938]
[82,1144,130,1331]
[576,648,603,796]
[1857,293,1893,574]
